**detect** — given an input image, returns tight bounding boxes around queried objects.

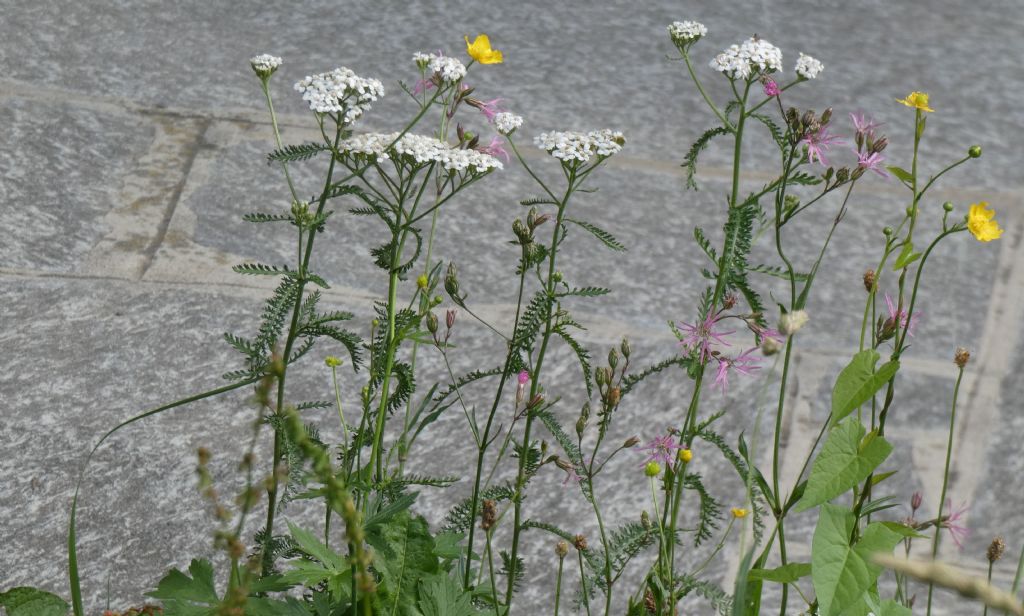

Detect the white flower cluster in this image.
[413,51,467,83]
[534,129,625,163]
[668,21,707,44]
[795,53,824,79]
[709,37,783,80]
[294,67,385,122]
[250,54,282,77]
[493,112,523,136]
[337,132,502,172]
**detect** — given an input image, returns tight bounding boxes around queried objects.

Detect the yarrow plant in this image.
[9,19,1021,616]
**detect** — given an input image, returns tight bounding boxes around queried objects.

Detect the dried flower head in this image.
[795,53,824,79]
[863,269,876,293]
[987,537,1006,563]
[250,54,282,78]
[294,67,385,122]
[573,533,588,551]
[555,540,569,558]
[954,347,971,368]
[481,499,497,531]
[779,310,809,336]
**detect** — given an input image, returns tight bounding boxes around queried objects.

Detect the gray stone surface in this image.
[2,2,1023,615]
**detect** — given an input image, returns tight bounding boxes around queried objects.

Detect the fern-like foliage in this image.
[554,322,594,398]
[682,126,731,190]
[621,356,694,396]
[267,142,330,164]
[233,262,290,276]
[533,407,591,501]
[722,202,767,327]
[442,484,515,533]
[675,574,733,615]
[682,472,722,546]
[694,424,767,545]
[564,218,626,252]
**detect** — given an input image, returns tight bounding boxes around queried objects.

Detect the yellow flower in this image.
[678,448,693,463]
[896,91,934,112]
[465,34,504,64]
[731,507,748,519]
[324,356,342,368]
[967,202,1003,242]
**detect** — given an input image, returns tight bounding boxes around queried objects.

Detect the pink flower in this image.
[679,313,734,362]
[941,499,969,549]
[478,135,509,162]
[636,434,682,466]
[884,293,921,337]
[801,125,845,167]
[562,467,583,486]
[412,78,435,95]
[517,370,530,385]
[473,97,506,122]
[854,150,889,178]
[515,370,529,405]
[763,79,780,97]
[712,348,762,394]
[751,324,784,344]
[850,112,883,139]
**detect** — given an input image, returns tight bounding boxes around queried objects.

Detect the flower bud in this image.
[481,499,497,531]
[512,218,532,244]
[576,415,587,439]
[778,310,809,336]
[820,107,833,125]
[554,457,574,472]
[555,540,569,558]
[325,356,343,368]
[872,136,888,153]
[987,537,1006,563]
[432,295,443,306]
[446,309,457,329]
[416,274,429,290]
[426,311,439,334]
[644,461,662,477]
[444,263,460,298]
[620,337,631,359]
[911,491,923,511]
[761,337,781,356]
[552,271,563,283]
[679,448,693,463]
[595,366,606,386]
[607,387,621,407]
[580,402,591,421]
[801,110,817,131]
[608,348,619,370]
[836,167,850,183]
[954,347,970,368]
[640,510,651,530]
[623,435,640,448]
[573,534,588,551]
[968,145,982,159]
[942,201,954,212]
[883,226,894,236]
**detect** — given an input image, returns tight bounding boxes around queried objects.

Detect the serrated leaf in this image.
[267,142,329,163]
[811,505,902,616]
[557,286,611,298]
[146,559,219,616]
[0,588,69,616]
[683,126,731,190]
[830,350,900,427]
[233,262,289,276]
[242,212,293,224]
[886,166,914,184]
[795,418,892,512]
[747,563,812,584]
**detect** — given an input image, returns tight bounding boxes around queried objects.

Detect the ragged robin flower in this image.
[967,202,1003,242]
[896,91,934,112]
[465,34,503,64]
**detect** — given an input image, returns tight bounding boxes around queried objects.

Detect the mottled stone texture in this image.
[2,2,1023,615]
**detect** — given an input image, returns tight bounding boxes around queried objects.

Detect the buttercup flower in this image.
[465,34,504,64]
[731,507,749,518]
[794,53,824,79]
[967,202,1003,242]
[636,434,682,466]
[897,91,934,113]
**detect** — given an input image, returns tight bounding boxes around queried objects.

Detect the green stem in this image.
[578,549,593,616]
[554,556,565,616]
[926,364,965,615]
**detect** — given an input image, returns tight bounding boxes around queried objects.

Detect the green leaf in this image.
[830,350,900,427]
[870,470,897,486]
[683,126,731,190]
[886,166,914,184]
[288,522,346,569]
[564,218,626,251]
[892,242,921,270]
[811,505,902,616]
[0,588,69,616]
[795,418,892,512]
[366,511,440,612]
[879,521,927,539]
[267,142,330,164]
[747,563,812,584]
[417,574,484,616]
[233,263,290,276]
[146,559,220,616]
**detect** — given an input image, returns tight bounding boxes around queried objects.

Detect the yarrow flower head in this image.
[794,53,824,79]
[465,34,503,64]
[967,202,1003,242]
[534,129,625,164]
[668,21,707,47]
[884,293,921,337]
[679,312,733,362]
[250,54,282,79]
[294,67,385,123]
[335,132,502,173]
[636,433,682,466]
[413,51,467,83]
[897,91,934,112]
[493,112,523,136]
[710,36,783,80]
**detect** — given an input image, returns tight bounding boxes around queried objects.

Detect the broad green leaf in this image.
[831,350,900,426]
[417,573,485,616]
[812,505,902,616]
[795,418,892,512]
[892,242,921,270]
[0,588,69,616]
[288,522,346,569]
[747,562,812,584]
[886,166,914,184]
[366,511,440,614]
[146,559,219,616]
